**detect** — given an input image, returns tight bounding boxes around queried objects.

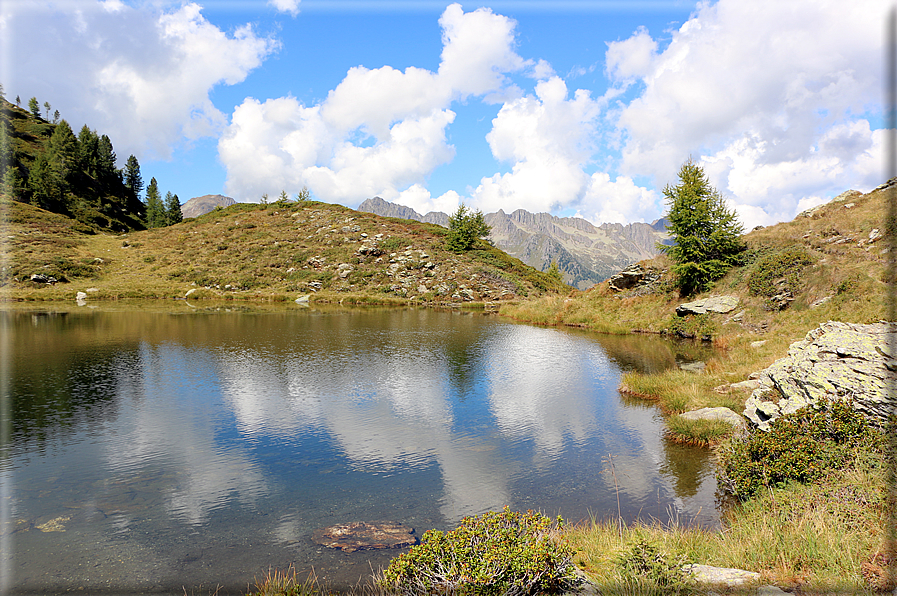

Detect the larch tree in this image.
[660,158,745,296]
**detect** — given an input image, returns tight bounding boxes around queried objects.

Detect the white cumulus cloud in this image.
[219,3,528,205]
[612,0,885,226]
[2,1,277,160]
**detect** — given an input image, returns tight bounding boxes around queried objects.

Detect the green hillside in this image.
[0,96,146,232]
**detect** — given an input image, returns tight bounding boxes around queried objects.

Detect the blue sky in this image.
[0,0,887,228]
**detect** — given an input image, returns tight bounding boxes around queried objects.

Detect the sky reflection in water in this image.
[5,306,717,593]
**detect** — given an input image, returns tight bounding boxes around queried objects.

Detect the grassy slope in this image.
[0,198,568,303]
[1,98,146,232]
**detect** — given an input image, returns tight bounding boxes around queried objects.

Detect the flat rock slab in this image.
[312,521,416,553]
[678,407,744,427]
[676,295,739,316]
[684,564,760,587]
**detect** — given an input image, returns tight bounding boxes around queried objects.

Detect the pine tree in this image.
[164,191,182,225]
[124,155,143,202]
[28,97,40,118]
[145,177,164,228]
[43,101,51,120]
[660,159,745,296]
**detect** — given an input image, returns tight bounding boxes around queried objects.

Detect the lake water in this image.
[1,304,719,594]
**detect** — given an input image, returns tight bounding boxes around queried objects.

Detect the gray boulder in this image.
[743,321,897,430]
[683,564,760,587]
[676,295,739,316]
[678,407,744,427]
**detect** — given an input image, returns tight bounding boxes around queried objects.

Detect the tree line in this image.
[0,84,181,231]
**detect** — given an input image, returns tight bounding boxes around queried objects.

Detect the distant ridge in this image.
[358,197,669,289]
[182,194,237,219]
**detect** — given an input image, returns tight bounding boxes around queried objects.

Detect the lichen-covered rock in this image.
[311,521,416,553]
[683,564,760,587]
[675,295,739,316]
[743,321,897,430]
[678,407,744,427]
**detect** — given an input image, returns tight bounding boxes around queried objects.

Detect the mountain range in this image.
[359,197,670,289]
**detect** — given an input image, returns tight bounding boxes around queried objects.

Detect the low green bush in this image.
[617,538,692,594]
[747,247,813,297]
[717,398,881,499]
[378,507,580,595]
[664,313,716,339]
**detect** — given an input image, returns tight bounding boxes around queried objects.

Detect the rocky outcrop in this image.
[676,296,739,316]
[606,264,662,292]
[358,197,669,289]
[743,321,897,431]
[311,521,416,553]
[181,194,236,219]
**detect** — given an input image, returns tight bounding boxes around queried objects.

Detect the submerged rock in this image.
[311,521,416,553]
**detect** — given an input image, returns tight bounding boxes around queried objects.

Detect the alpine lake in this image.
[2,302,721,594]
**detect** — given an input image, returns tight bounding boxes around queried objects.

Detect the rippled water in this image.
[2,304,718,594]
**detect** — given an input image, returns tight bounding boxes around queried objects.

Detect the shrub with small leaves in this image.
[717,398,882,499]
[378,507,580,595]
[747,247,813,298]
[618,538,691,593]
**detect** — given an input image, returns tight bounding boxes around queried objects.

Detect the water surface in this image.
[2,304,718,594]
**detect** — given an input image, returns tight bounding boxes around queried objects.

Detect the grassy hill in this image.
[0,198,568,304]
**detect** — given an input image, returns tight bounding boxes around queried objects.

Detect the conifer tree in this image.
[447,203,491,252]
[28,152,61,209]
[47,120,78,182]
[43,101,51,119]
[145,177,164,228]
[164,191,182,225]
[660,159,745,295]
[28,97,40,118]
[77,125,99,176]
[97,135,117,181]
[124,155,143,202]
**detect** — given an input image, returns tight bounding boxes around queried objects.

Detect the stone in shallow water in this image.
[311,521,416,553]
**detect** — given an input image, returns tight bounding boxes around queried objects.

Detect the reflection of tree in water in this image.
[658,438,714,499]
[436,312,489,402]
[7,311,132,455]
